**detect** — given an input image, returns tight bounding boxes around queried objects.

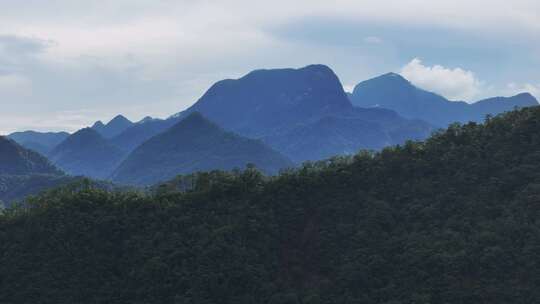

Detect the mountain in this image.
[4,106,540,303]
[0,136,61,175]
[470,93,538,115]
[111,117,178,153]
[49,128,125,179]
[263,108,432,162]
[176,65,433,162]
[8,131,70,155]
[182,64,353,137]
[112,112,293,186]
[111,65,353,154]
[349,72,538,126]
[91,115,133,138]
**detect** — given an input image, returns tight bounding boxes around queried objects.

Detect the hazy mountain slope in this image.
[264,108,433,162]
[49,128,125,179]
[350,72,538,126]
[183,64,352,137]
[112,113,293,185]
[0,136,61,175]
[111,117,179,153]
[178,65,434,162]
[8,131,70,155]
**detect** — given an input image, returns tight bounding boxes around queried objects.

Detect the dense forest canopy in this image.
[1,106,540,303]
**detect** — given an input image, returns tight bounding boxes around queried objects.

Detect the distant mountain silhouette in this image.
[0,136,61,175]
[92,115,133,138]
[174,65,433,162]
[182,64,353,137]
[112,113,293,186]
[50,128,125,179]
[349,73,538,126]
[264,108,432,162]
[8,131,70,155]
[111,117,178,153]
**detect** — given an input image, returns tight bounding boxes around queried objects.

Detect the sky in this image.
[0,0,539,134]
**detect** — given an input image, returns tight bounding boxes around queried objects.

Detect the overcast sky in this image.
[1,0,539,134]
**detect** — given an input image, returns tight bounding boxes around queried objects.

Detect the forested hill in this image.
[2,106,540,303]
[0,136,61,175]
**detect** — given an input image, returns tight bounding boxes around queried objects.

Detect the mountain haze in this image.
[92,115,134,138]
[178,65,434,162]
[49,128,125,179]
[183,64,352,137]
[263,108,432,162]
[111,117,178,153]
[350,72,538,126]
[8,131,70,156]
[112,113,293,185]
[0,136,61,176]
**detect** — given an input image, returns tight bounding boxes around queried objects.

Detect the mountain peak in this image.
[185,64,351,137]
[514,92,538,103]
[92,121,105,129]
[91,114,134,138]
[50,128,124,179]
[108,114,132,125]
[62,128,104,145]
[354,72,410,91]
[112,114,292,185]
[137,116,155,124]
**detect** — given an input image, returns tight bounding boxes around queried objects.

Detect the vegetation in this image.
[2,107,540,303]
[0,136,61,175]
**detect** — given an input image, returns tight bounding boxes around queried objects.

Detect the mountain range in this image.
[349,72,538,126]
[49,128,126,179]
[91,115,134,138]
[8,131,70,156]
[3,64,538,189]
[0,136,61,176]
[112,112,293,186]
[179,65,434,162]
[0,136,69,207]
[4,106,540,303]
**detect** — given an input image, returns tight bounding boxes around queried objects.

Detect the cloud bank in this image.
[0,0,538,132]
[400,58,483,101]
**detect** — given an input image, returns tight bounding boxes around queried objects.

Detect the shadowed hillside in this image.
[2,106,540,303]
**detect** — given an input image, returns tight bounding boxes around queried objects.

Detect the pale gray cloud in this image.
[0,0,538,133]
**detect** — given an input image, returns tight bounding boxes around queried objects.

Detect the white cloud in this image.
[506,83,540,98]
[342,84,355,93]
[400,58,483,101]
[0,1,537,131]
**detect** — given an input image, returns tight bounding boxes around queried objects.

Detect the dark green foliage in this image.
[0,175,121,208]
[2,107,540,303]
